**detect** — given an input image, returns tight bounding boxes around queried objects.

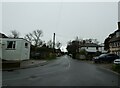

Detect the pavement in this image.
[81,60,120,75]
[2,59,48,71]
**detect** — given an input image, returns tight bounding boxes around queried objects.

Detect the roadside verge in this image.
[2,60,48,71]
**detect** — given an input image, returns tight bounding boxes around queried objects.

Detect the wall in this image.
[81,47,97,52]
[80,46,106,53]
[1,38,30,61]
[21,39,30,60]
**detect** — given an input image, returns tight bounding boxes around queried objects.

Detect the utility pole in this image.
[53,33,55,52]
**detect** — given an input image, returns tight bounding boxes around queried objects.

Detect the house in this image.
[0,33,8,59]
[109,22,120,57]
[79,43,107,59]
[0,33,8,38]
[0,33,30,61]
[80,43,106,54]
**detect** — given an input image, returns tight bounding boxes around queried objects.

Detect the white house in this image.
[0,38,30,61]
[80,43,107,53]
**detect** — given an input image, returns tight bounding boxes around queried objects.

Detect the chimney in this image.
[118,22,120,30]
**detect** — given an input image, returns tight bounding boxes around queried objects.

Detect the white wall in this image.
[80,46,106,53]
[1,38,30,61]
[21,39,30,60]
[81,47,97,52]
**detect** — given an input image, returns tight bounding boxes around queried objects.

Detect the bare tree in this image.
[25,33,33,43]
[10,30,20,38]
[75,36,79,41]
[67,40,72,45]
[93,39,99,44]
[56,41,62,49]
[25,29,43,47]
[47,40,53,48]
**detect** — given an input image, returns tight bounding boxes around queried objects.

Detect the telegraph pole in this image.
[53,33,55,52]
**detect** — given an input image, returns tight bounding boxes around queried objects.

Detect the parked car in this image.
[93,54,119,63]
[114,59,120,64]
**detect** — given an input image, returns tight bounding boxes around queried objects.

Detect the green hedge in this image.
[112,64,120,73]
[46,53,56,60]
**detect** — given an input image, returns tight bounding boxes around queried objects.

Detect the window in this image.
[117,42,120,47]
[7,41,16,49]
[25,43,28,48]
[96,46,98,50]
[116,31,120,37]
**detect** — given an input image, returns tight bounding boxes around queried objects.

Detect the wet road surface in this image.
[2,55,120,86]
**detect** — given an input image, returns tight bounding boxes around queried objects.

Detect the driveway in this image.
[2,55,120,86]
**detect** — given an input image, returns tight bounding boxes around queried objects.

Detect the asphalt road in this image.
[2,55,120,86]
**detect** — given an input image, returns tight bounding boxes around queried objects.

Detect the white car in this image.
[114,59,120,64]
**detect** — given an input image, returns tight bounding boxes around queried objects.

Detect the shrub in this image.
[79,49,87,55]
[112,64,120,73]
[46,53,56,60]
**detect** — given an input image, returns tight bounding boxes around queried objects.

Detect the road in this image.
[2,55,120,86]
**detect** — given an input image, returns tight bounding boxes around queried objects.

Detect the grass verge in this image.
[111,64,120,74]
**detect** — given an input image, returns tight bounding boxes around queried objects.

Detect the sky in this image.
[118,1,120,22]
[1,1,119,51]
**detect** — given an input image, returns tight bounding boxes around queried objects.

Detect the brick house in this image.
[109,22,120,57]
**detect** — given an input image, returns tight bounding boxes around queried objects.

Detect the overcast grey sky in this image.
[2,2,118,46]
[118,1,120,22]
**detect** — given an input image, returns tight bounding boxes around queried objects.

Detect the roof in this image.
[109,35,120,43]
[109,30,120,43]
[0,37,31,43]
[80,43,99,47]
[0,33,8,38]
[115,29,120,32]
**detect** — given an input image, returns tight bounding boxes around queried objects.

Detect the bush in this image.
[46,53,56,60]
[30,47,55,60]
[79,49,87,55]
[112,64,120,73]
[76,53,80,59]
[79,49,87,60]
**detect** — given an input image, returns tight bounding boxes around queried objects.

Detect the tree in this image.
[75,36,79,41]
[56,41,62,49]
[47,40,53,48]
[66,40,79,59]
[25,29,43,47]
[67,40,72,45]
[25,33,33,43]
[10,30,20,38]
[93,39,99,44]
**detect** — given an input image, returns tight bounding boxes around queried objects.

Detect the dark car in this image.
[93,54,119,63]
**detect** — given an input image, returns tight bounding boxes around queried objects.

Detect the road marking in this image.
[66,57,71,70]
